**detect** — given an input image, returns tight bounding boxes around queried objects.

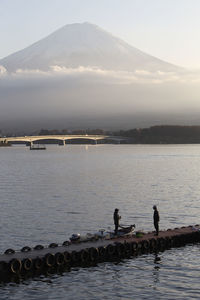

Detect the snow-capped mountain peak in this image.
[0,22,180,73]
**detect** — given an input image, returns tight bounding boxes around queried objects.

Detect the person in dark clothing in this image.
[153,205,160,235]
[113,208,121,235]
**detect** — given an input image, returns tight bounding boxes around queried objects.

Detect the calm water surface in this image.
[0,144,200,299]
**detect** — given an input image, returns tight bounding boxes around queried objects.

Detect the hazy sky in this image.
[1,0,200,69]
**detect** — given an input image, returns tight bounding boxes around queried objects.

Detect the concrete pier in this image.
[0,225,199,283]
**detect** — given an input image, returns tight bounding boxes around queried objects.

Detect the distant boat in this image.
[30,144,46,150]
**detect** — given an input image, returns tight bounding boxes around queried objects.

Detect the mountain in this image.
[1,22,196,134]
[0,22,180,73]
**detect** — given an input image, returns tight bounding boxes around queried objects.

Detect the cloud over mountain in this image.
[0,23,200,133]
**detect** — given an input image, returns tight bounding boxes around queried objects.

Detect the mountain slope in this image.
[0,22,180,73]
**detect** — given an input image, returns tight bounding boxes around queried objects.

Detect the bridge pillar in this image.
[28,141,33,148]
[58,140,66,146]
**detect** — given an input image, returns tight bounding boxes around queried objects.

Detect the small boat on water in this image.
[30,144,46,150]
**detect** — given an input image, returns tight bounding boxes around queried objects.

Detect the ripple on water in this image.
[0,145,200,299]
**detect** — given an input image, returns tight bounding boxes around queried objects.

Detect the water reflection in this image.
[154,253,161,264]
[153,253,161,285]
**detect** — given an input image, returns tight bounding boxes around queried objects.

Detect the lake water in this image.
[0,144,200,299]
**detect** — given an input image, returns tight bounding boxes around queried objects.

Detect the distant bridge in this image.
[0,135,129,146]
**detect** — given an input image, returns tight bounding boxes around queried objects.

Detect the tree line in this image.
[113,125,200,143]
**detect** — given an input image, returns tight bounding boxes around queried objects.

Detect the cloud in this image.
[2,65,200,85]
[0,65,7,76]
[15,68,49,76]
[1,65,200,132]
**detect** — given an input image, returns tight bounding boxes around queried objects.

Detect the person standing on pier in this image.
[113,208,121,235]
[153,205,160,236]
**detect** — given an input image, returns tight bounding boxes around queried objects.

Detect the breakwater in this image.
[0,225,200,283]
